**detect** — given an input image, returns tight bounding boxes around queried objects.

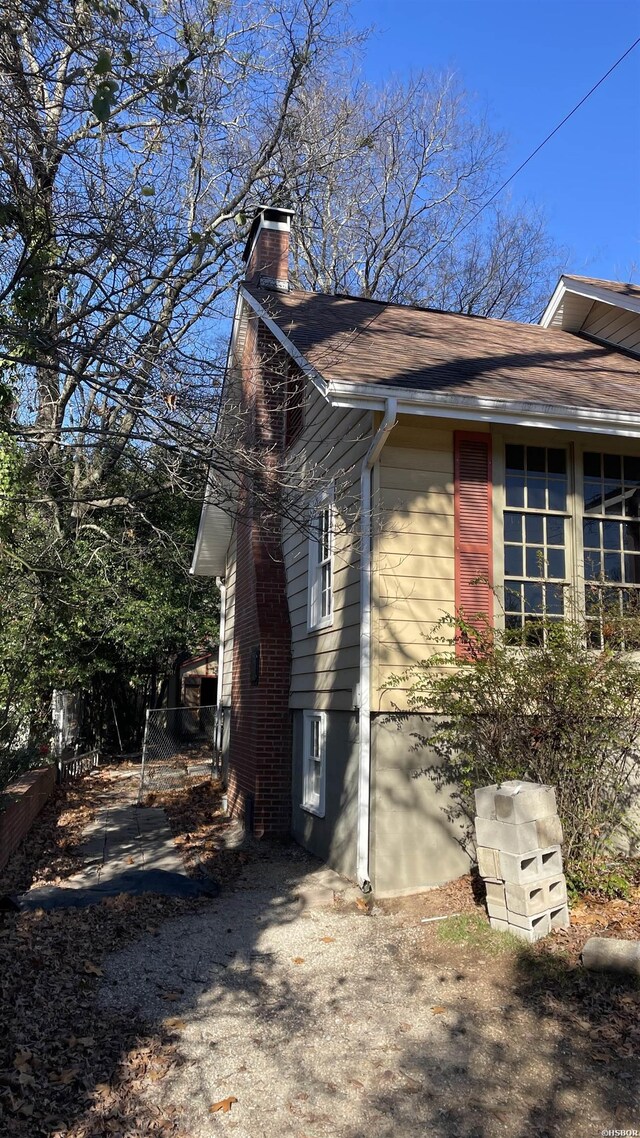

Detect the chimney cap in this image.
[242,205,294,263]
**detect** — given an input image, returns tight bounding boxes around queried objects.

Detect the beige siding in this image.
[372,418,468,713]
[220,522,237,706]
[283,382,373,711]
[581,300,640,354]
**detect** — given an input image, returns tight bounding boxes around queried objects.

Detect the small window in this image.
[302,710,326,816]
[307,490,333,630]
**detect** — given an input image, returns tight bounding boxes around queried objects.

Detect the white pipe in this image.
[356,398,397,890]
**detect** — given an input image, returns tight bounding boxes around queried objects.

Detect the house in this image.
[191,206,640,896]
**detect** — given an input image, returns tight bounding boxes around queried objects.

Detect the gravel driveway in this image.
[97,847,639,1138]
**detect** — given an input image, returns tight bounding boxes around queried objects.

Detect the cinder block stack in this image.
[474,780,570,943]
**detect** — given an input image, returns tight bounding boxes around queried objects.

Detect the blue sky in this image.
[351,0,640,283]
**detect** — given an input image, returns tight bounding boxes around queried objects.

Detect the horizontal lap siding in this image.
[582,301,640,354]
[283,388,372,711]
[373,418,488,712]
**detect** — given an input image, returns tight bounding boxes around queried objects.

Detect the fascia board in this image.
[239,285,330,399]
[539,278,566,327]
[326,380,640,438]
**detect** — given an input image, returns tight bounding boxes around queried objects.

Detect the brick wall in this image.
[0,766,56,873]
[227,308,295,836]
[245,225,290,288]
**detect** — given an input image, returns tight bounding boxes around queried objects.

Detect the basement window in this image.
[302,710,326,816]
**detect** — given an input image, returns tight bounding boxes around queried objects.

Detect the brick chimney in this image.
[243,206,293,292]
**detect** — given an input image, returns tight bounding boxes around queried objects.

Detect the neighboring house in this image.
[191,206,640,896]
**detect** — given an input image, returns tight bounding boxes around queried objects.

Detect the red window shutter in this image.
[454,431,493,657]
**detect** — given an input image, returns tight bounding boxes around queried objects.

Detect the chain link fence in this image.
[138,705,221,801]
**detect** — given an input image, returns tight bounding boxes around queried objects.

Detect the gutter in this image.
[356,397,397,891]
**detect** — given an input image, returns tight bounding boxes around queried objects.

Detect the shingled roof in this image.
[562,274,640,301]
[245,284,640,415]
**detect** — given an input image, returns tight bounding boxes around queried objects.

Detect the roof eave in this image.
[541,275,640,328]
[326,380,640,438]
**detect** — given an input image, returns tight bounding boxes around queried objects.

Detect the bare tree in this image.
[278,75,563,319]
[0,0,353,534]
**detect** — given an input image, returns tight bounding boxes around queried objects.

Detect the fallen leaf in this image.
[164,1018,186,1030]
[355,898,369,911]
[209,1096,238,1114]
[159,991,181,1001]
[431,1006,447,1015]
[292,957,305,964]
[320,936,335,944]
[83,960,103,976]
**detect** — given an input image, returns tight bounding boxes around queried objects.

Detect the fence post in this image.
[138,708,150,805]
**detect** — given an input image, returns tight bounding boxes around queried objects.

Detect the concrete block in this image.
[485,880,506,906]
[505,875,567,917]
[548,903,570,930]
[498,845,563,884]
[474,784,499,820]
[476,845,500,880]
[486,898,508,921]
[494,782,557,824]
[489,916,510,933]
[475,814,563,855]
[504,909,551,939]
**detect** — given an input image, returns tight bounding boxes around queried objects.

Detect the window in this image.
[583,451,640,647]
[503,444,568,644]
[307,490,333,630]
[302,710,326,816]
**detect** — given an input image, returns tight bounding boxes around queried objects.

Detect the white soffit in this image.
[190,500,232,578]
[541,275,640,330]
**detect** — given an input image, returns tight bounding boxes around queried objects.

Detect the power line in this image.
[306,32,640,369]
[431,33,640,259]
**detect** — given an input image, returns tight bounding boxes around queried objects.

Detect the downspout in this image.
[356,398,397,891]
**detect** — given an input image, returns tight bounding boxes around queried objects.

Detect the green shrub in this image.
[394,615,640,898]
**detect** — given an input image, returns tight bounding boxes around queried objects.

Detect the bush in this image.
[396,615,640,898]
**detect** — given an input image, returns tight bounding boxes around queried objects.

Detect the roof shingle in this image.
[247,284,640,415]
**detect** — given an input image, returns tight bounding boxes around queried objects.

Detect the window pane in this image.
[602,520,620,550]
[504,582,522,612]
[584,452,601,478]
[547,548,565,579]
[546,516,565,546]
[524,618,544,646]
[527,447,546,473]
[525,514,544,544]
[547,449,566,475]
[584,481,602,513]
[583,519,600,549]
[524,582,543,613]
[504,512,522,542]
[623,521,640,552]
[504,546,523,577]
[505,444,525,471]
[506,474,525,507]
[624,455,640,484]
[526,547,544,577]
[604,481,624,515]
[546,584,564,615]
[624,554,640,585]
[625,487,640,519]
[604,551,622,582]
[603,454,621,480]
[547,480,567,512]
[584,551,601,580]
[526,478,546,510]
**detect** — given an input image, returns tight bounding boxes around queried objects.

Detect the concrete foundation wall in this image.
[370,714,471,896]
[291,710,359,881]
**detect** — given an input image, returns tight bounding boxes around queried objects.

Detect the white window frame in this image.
[301,710,326,816]
[307,486,334,632]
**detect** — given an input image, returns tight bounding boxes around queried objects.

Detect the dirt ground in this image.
[1,765,639,1138]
